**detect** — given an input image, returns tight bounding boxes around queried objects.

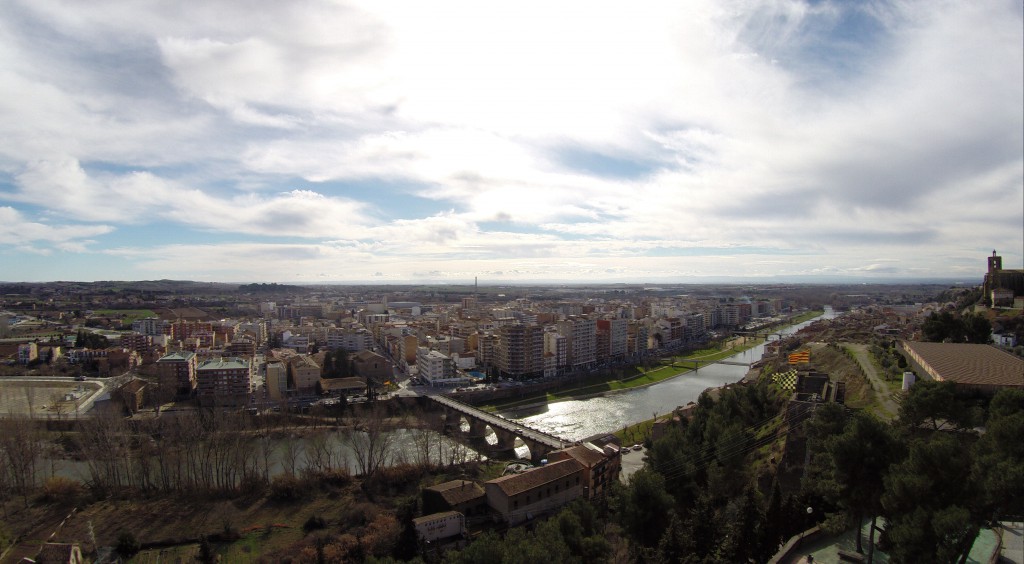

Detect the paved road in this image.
[843,343,899,420]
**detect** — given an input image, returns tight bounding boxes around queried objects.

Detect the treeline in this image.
[802,382,1022,563]
[74,329,109,349]
[618,381,798,563]
[0,403,472,507]
[921,311,991,344]
[238,282,307,293]
[442,381,1022,564]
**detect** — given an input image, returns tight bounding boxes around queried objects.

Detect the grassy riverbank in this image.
[479,310,824,412]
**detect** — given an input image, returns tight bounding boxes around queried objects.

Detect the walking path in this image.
[843,343,899,420]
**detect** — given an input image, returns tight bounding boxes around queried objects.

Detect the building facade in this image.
[196,357,252,407]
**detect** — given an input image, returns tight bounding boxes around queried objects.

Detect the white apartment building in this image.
[132,317,167,336]
[416,347,459,386]
[326,328,373,352]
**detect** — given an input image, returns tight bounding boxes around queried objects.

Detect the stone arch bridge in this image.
[427,395,571,464]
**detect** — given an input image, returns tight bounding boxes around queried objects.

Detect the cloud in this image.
[0,0,1019,281]
[5,158,372,238]
[0,206,113,249]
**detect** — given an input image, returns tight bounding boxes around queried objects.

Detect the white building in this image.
[416,347,458,386]
[414,511,465,542]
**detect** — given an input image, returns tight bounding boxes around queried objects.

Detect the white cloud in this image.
[0,206,113,249]
[0,0,1019,280]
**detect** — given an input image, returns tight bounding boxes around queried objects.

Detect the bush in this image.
[269,474,312,501]
[39,476,85,502]
[303,514,327,533]
[115,531,140,559]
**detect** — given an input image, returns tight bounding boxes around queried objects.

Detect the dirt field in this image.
[0,379,104,417]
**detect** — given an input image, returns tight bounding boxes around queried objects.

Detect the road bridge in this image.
[427,395,571,463]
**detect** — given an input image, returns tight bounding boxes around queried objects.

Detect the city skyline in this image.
[1,0,1022,283]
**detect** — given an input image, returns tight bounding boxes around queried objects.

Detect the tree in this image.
[898,380,977,431]
[973,388,1024,521]
[881,434,983,564]
[818,412,902,558]
[617,468,675,550]
[393,497,420,561]
[962,313,992,344]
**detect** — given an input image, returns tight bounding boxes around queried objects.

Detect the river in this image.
[501,308,836,441]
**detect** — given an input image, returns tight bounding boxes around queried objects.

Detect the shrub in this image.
[115,531,140,559]
[270,474,312,501]
[302,514,327,533]
[38,476,85,502]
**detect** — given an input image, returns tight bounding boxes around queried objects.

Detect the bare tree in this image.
[0,416,43,506]
[343,404,396,477]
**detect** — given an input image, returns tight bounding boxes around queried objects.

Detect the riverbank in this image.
[478,310,824,413]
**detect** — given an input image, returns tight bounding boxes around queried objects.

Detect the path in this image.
[843,343,899,420]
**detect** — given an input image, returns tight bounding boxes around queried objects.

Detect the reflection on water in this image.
[504,309,835,440]
[46,427,483,481]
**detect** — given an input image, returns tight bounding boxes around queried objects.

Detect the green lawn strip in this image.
[614,416,658,445]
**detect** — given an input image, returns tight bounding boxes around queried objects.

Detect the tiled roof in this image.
[553,444,606,468]
[426,480,485,505]
[902,341,1024,388]
[486,458,584,497]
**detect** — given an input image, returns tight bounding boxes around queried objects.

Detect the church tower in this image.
[988,250,1002,276]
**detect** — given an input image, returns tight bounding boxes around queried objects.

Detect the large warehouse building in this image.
[899,341,1024,395]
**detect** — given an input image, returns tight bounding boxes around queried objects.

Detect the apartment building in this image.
[417,347,456,386]
[475,333,499,371]
[544,331,567,372]
[132,317,167,336]
[496,323,544,379]
[196,357,252,407]
[288,354,322,395]
[265,360,287,401]
[596,318,628,360]
[155,351,197,398]
[17,342,38,364]
[326,327,373,352]
[557,317,597,369]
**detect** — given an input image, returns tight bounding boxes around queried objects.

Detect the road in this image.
[843,343,899,420]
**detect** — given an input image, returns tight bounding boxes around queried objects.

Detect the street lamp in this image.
[798,506,814,550]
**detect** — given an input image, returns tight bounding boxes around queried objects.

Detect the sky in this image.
[0,0,1022,284]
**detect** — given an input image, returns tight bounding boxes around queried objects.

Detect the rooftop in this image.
[901,341,1024,388]
[486,458,584,497]
[196,357,250,371]
[425,480,485,506]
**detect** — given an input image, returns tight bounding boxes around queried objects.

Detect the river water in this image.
[501,308,836,441]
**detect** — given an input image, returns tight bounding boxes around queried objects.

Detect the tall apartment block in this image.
[557,317,597,369]
[155,351,197,399]
[496,323,544,379]
[196,357,252,407]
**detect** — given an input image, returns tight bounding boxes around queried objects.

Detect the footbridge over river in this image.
[427,395,572,463]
